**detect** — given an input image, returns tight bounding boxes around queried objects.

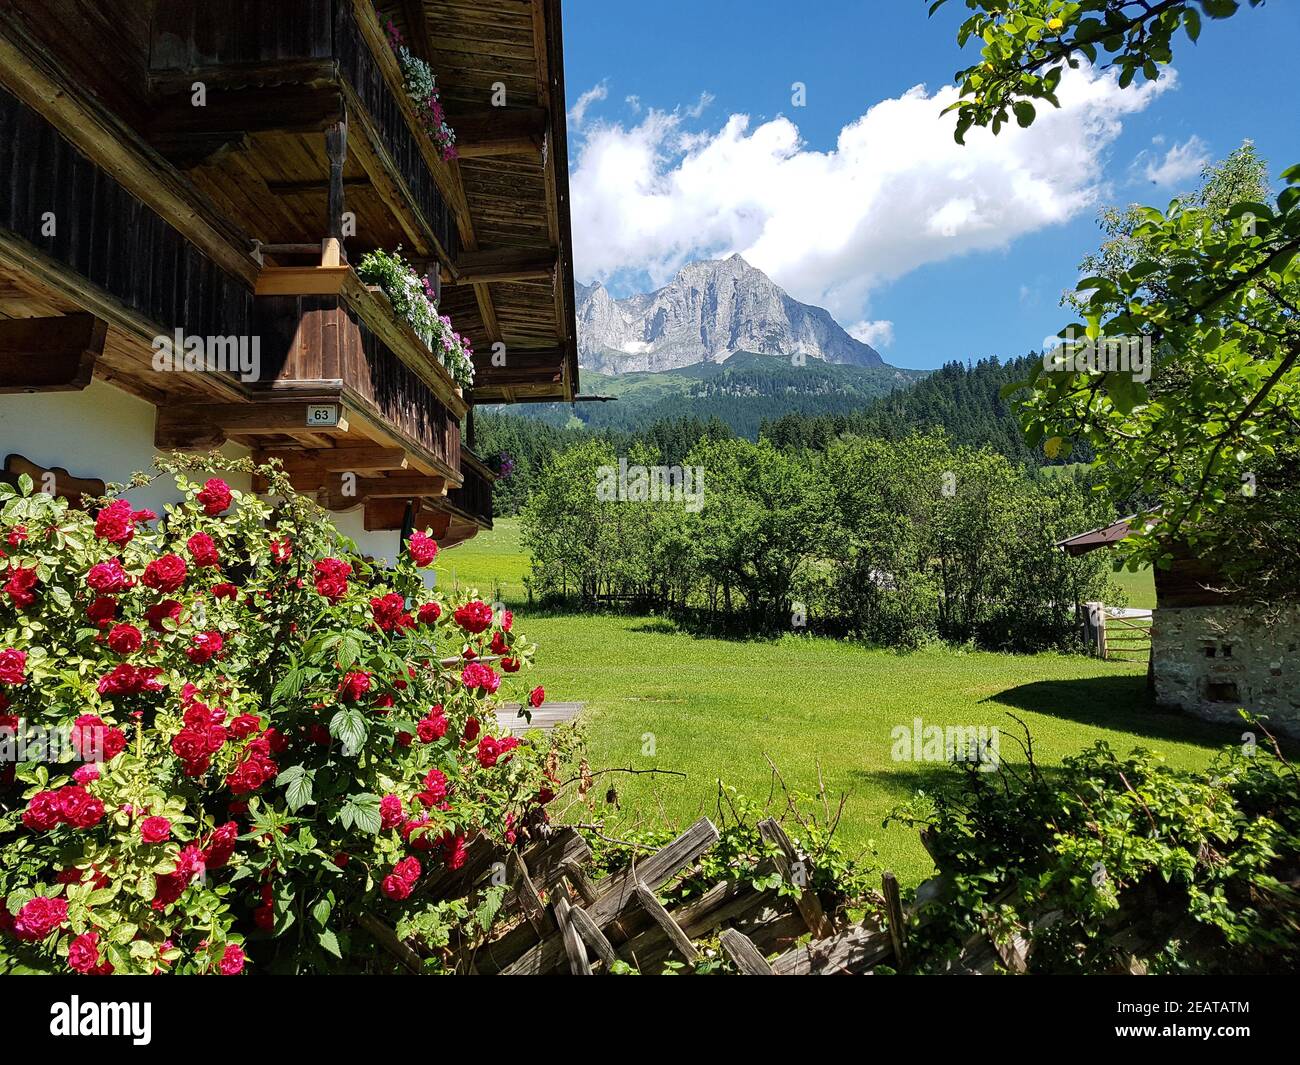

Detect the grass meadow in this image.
[440,520,1225,883]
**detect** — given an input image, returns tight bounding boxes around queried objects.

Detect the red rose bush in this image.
[0,455,552,974]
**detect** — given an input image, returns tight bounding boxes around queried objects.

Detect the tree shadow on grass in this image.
[982,674,1253,751]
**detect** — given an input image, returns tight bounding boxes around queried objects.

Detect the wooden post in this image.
[633,877,698,963]
[508,851,552,938]
[552,896,591,975]
[882,871,908,969]
[323,111,348,267]
[1085,601,1106,659]
[719,929,774,975]
[567,904,620,971]
[757,819,834,939]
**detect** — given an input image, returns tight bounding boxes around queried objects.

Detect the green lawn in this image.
[447,519,1235,884]
[1109,564,1156,609]
[437,518,532,603]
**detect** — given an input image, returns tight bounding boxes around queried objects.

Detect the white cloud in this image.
[1134,135,1210,187]
[625,94,642,114]
[567,81,609,131]
[684,92,715,119]
[847,320,894,348]
[569,67,1173,324]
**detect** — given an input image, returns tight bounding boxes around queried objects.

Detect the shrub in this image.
[0,454,554,974]
[887,730,1300,973]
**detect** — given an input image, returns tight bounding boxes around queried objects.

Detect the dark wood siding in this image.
[0,85,253,342]
[254,293,459,472]
[147,0,458,260]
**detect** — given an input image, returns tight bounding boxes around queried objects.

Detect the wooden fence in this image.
[1084,602,1153,663]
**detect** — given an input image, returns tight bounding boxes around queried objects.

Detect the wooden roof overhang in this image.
[0,51,468,527]
[377,0,580,404]
[144,0,462,275]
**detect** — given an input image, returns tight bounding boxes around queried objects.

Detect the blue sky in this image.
[560,0,1299,370]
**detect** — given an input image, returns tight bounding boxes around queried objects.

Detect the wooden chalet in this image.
[0,0,578,551]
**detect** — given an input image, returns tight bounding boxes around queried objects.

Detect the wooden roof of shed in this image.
[378,0,579,404]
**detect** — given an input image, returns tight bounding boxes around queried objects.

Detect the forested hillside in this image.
[476,351,1081,515]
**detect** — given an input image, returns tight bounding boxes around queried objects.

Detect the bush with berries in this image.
[0,454,555,974]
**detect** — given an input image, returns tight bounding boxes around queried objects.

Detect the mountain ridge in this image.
[576,254,886,373]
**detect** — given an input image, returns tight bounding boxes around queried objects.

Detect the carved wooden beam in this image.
[0,313,106,393]
[2,454,105,506]
[156,402,351,450]
[363,501,451,535]
[258,446,410,475]
[441,248,557,286]
[452,107,548,158]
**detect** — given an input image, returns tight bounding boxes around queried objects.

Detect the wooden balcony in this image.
[235,265,467,482]
[146,0,459,271]
[444,449,495,532]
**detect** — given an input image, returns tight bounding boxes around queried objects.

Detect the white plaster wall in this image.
[0,379,436,585]
[0,378,252,513]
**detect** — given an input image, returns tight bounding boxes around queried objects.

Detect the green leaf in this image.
[286,770,314,812]
[312,897,333,927]
[1012,101,1036,128]
[341,792,382,835]
[318,928,343,959]
[330,709,368,757]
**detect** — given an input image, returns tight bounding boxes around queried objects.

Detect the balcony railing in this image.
[253,266,465,478]
[147,0,458,260]
[445,449,495,530]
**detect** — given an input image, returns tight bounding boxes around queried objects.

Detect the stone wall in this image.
[1152,604,1300,738]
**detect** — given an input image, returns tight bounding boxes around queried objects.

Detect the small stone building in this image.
[1059,520,1300,738]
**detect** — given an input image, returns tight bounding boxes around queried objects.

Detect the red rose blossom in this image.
[187,532,221,567]
[529,685,545,709]
[145,599,183,632]
[106,623,143,655]
[381,873,412,900]
[13,896,68,941]
[86,596,118,628]
[217,943,246,975]
[337,670,371,703]
[67,931,103,974]
[93,499,136,545]
[370,592,407,631]
[140,816,172,843]
[416,707,447,743]
[0,648,27,685]
[417,602,441,625]
[3,564,38,609]
[380,793,404,830]
[197,478,234,516]
[97,663,165,697]
[142,553,188,593]
[313,558,351,603]
[186,631,224,664]
[407,530,438,566]
[71,715,127,761]
[461,662,500,693]
[58,786,105,829]
[86,559,134,594]
[453,599,494,634]
[212,582,238,600]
